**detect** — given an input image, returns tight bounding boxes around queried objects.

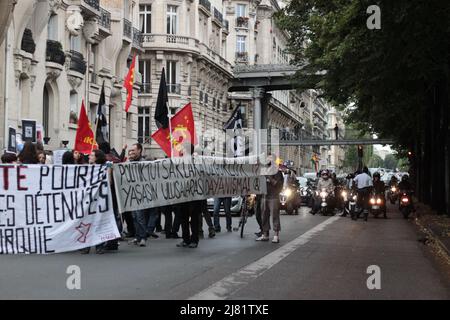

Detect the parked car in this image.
[207,197,243,216]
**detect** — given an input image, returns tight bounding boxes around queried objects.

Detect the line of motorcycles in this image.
[278,179,414,219]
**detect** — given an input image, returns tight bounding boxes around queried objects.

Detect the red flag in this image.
[74,100,97,154]
[124,55,136,113]
[151,127,171,157]
[151,102,197,157]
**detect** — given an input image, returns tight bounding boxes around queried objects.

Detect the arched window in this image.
[69,90,78,124]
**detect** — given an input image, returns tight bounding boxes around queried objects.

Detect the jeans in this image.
[132,210,147,241]
[146,208,158,234]
[213,197,232,230]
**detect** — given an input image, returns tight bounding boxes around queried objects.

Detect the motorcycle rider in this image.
[389,175,399,187]
[353,166,373,221]
[340,173,355,217]
[310,169,335,215]
[398,174,415,211]
[372,172,387,218]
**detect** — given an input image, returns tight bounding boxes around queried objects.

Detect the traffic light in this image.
[357,145,363,158]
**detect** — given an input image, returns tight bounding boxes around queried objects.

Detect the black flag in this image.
[95,82,109,145]
[224,104,245,157]
[154,68,169,129]
[223,104,243,131]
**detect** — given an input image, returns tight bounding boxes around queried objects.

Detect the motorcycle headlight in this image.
[284,189,292,197]
[401,197,409,203]
[370,198,376,205]
[352,195,357,200]
[391,187,396,192]
[320,191,327,198]
[341,191,347,198]
[376,198,382,205]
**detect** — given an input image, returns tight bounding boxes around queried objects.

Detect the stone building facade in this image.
[136,0,233,157]
[0,0,142,153]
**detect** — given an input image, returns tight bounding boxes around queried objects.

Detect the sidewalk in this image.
[415,204,450,257]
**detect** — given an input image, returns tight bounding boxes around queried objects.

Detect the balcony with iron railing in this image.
[223,20,229,33]
[199,0,211,15]
[69,50,87,75]
[83,0,99,11]
[99,7,111,30]
[123,19,132,39]
[213,7,223,26]
[132,27,142,48]
[236,16,249,28]
[46,40,65,66]
[167,84,181,95]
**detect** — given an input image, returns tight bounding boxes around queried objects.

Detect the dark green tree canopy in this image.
[276,0,450,152]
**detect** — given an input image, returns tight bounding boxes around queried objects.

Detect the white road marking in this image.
[189,216,340,300]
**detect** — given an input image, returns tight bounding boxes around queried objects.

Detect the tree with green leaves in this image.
[383,154,398,170]
[276,0,450,215]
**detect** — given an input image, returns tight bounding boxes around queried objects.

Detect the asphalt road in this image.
[1,204,450,300]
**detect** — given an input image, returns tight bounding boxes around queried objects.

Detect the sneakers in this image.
[128,238,138,245]
[208,228,216,238]
[188,242,198,248]
[255,235,269,241]
[138,239,146,247]
[272,236,280,243]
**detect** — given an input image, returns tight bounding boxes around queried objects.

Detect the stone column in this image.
[252,87,264,155]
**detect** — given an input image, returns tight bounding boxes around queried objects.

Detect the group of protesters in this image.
[1,141,286,253]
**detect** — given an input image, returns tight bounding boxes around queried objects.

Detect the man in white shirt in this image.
[353,167,373,221]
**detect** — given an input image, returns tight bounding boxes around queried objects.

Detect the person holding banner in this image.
[80,149,109,254]
[128,143,150,247]
[176,143,201,249]
[256,155,284,243]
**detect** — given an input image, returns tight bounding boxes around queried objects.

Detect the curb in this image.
[416,218,450,257]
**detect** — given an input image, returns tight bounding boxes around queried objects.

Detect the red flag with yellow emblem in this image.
[74,100,97,154]
[124,55,136,113]
[151,102,197,157]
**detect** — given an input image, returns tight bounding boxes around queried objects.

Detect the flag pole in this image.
[168,104,173,158]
